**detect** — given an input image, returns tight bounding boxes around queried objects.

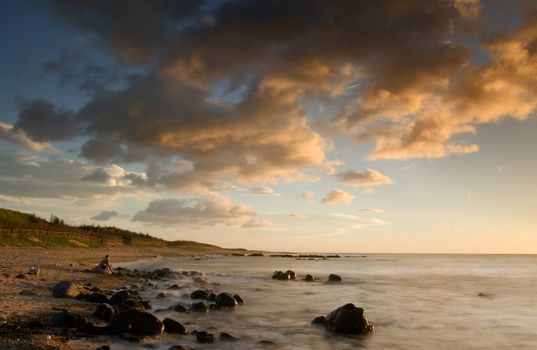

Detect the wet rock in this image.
[285,270,296,280]
[28,320,44,329]
[220,332,238,341]
[305,274,315,282]
[259,340,275,345]
[215,292,238,308]
[123,298,145,310]
[94,303,115,322]
[142,300,153,310]
[193,277,207,285]
[190,289,209,300]
[323,303,373,334]
[156,292,166,299]
[169,345,190,350]
[272,270,284,279]
[173,303,189,313]
[48,310,87,328]
[196,331,215,343]
[328,274,342,282]
[190,302,209,312]
[233,294,244,304]
[79,323,116,335]
[112,309,164,336]
[163,318,187,335]
[52,280,83,298]
[108,290,133,305]
[311,316,326,325]
[206,292,217,302]
[95,346,110,350]
[16,274,26,279]
[88,292,109,304]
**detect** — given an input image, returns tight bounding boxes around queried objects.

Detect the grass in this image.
[0,233,101,248]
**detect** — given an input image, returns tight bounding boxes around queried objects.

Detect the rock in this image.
[109,290,133,305]
[311,316,326,325]
[328,274,342,282]
[169,346,189,350]
[16,274,26,279]
[48,310,87,328]
[173,303,189,313]
[123,298,145,310]
[27,266,40,275]
[272,270,283,279]
[52,281,83,298]
[323,303,373,334]
[94,303,116,322]
[156,292,166,298]
[233,294,244,304]
[28,320,44,329]
[220,332,238,341]
[196,331,215,343]
[91,265,112,275]
[112,309,164,336]
[19,289,36,296]
[79,323,116,336]
[163,318,187,335]
[193,277,207,285]
[168,284,181,290]
[95,346,110,350]
[142,300,152,310]
[305,274,315,282]
[190,302,208,312]
[190,289,209,299]
[88,292,109,304]
[285,270,296,280]
[215,292,238,308]
[206,292,217,301]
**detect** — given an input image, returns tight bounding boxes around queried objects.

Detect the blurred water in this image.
[71,254,537,349]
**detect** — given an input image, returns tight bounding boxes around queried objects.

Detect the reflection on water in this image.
[71,254,537,349]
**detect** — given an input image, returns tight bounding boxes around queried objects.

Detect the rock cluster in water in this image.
[271,270,342,282]
[312,303,374,334]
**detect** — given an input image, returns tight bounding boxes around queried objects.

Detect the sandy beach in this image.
[0,246,231,349]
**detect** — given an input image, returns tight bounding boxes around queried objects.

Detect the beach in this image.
[2,252,537,349]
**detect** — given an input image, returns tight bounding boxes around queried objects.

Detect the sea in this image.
[71,254,537,349]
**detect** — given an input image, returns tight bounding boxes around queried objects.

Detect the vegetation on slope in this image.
[0,208,222,251]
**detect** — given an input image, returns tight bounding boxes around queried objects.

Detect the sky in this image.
[0,0,536,253]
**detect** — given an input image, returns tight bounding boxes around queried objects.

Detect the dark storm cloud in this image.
[90,210,118,221]
[11,0,537,194]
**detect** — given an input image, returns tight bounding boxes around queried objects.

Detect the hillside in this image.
[0,208,226,251]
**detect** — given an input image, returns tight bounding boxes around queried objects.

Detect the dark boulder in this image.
[173,303,189,313]
[52,280,83,298]
[196,331,215,343]
[48,310,87,328]
[190,289,209,300]
[108,290,132,305]
[88,292,109,304]
[111,309,164,336]
[328,274,342,282]
[169,346,189,350]
[206,292,217,302]
[215,292,238,308]
[220,332,238,341]
[305,274,315,282]
[285,270,296,280]
[94,303,115,322]
[190,302,208,312]
[233,294,245,304]
[163,318,187,335]
[79,323,116,336]
[324,303,373,334]
[311,316,326,325]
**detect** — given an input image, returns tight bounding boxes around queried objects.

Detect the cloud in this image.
[321,189,353,205]
[360,208,384,213]
[329,213,385,228]
[132,194,257,227]
[303,190,314,203]
[242,219,273,228]
[9,0,537,194]
[0,123,58,153]
[336,168,393,187]
[284,213,306,219]
[91,210,118,221]
[248,186,281,196]
[81,164,147,187]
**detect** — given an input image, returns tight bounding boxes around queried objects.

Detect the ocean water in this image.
[71,254,537,349]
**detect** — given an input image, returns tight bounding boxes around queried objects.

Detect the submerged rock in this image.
[233,294,244,304]
[190,302,209,312]
[305,274,315,282]
[94,303,115,322]
[215,292,238,308]
[272,270,294,280]
[196,331,215,343]
[190,289,209,300]
[163,318,187,335]
[328,274,342,282]
[111,309,164,336]
[220,332,239,341]
[320,303,373,334]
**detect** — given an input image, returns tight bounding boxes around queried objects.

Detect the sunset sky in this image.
[1,0,536,253]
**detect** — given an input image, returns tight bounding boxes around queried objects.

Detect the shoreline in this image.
[0,246,240,349]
